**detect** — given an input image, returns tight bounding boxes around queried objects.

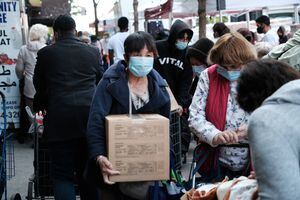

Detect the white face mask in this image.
[175,41,188,50]
[216,66,241,81]
[192,65,206,77]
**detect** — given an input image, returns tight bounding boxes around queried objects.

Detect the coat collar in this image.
[105,61,169,112]
[56,34,82,43]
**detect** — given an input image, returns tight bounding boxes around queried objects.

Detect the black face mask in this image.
[257,26,264,34]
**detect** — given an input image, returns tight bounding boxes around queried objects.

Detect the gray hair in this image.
[29,24,48,43]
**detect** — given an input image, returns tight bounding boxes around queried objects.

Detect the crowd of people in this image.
[15,13,300,200]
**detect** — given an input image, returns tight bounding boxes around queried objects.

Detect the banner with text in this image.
[0,0,22,128]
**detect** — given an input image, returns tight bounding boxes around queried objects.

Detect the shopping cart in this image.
[0,91,18,200]
[26,108,79,200]
[170,111,181,170]
[25,107,53,200]
[188,143,250,189]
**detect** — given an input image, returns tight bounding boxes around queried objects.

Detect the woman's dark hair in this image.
[186,38,214,64]
[237,28,253,44]
[213,22,230,37]
[124,31,158,57]
[237,59,300,112]
[277,26,286,34]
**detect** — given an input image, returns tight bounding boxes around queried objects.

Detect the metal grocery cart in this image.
[26,108,53,200]
[26,108,79,200]
[27,135,53,200]
[170,111,181,170]
[0,91,17,200]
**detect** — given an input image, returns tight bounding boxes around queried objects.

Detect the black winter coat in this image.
[33,35,103,142]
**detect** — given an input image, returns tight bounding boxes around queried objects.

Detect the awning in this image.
[144,0,173,20]
[144,0,300,20]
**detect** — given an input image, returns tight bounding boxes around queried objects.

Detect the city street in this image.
[0,0,299,199]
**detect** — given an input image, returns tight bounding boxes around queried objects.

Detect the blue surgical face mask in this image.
[175,41,188,50]
[192,65,206,77]
[128,56,154,77]
[217,66,241,81]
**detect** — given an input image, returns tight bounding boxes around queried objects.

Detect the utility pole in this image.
[198,0,206,38]
[93,0,100,36]
[133,0,139,32]
[217,0,222,22]
[294,4,300,24]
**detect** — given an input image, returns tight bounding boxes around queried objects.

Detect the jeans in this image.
[48,139,100,200]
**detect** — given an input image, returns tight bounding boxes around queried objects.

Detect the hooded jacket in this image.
[248,79,300,200]
[16,41,46,98]
[87,60,170,159]
[264,29,300,71]
[154,20,193,108]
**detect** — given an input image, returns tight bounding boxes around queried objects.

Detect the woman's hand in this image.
[212,130,239,146]
[237,124,248,140]
[248,171,256,179]
[96,155,120,185]
[176,105,183,116]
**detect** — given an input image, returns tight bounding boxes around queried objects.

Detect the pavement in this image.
[5,137,196,199]
[7,138,34,199]
[180,140,196,181]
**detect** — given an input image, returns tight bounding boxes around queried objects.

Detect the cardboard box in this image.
[106,114,170,182]
[166,86,181,112]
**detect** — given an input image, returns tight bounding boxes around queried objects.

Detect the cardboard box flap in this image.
[106,114,168,121]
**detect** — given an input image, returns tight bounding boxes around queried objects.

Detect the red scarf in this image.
[197,64,230,179]
[198,66,252,178]
[205,64,230,131]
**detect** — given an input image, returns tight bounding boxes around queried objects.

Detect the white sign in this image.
[0,0,22,128]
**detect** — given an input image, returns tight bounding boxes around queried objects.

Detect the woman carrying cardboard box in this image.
[85,31,171,200]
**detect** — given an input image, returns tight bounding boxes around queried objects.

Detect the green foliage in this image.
[206,16,228,24]
[70,0,86,16]
[195,16,228,26]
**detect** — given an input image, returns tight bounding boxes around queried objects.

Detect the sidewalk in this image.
[7,139,34,199]
[181,140,196,181]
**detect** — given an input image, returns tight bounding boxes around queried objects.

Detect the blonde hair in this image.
[208,32,257,68]
[29,24,48,43]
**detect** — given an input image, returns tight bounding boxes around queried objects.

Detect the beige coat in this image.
[16,41,46,98]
